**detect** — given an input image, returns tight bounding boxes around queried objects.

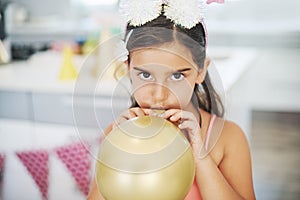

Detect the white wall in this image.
[207,0,300,21]
[205,0,300,47]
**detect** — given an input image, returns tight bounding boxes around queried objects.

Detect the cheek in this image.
[133,87,146,99]
[170,87,194,106]
[168,81,195,101]
[131,83,151,102]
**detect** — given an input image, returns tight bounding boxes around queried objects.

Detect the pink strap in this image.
[204,115,217,150]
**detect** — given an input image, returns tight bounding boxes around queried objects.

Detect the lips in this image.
[149,104,179,110]
[140,102,180,110]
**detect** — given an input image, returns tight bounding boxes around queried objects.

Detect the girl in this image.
[88,1,256,199]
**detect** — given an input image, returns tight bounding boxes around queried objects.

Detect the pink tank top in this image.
[184,114,217,200]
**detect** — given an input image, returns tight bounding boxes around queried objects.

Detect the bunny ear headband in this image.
[119,0,224,29]
[115,0,224,62]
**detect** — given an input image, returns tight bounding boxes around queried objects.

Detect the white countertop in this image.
[0,47,257,95]
[0,51,122,95]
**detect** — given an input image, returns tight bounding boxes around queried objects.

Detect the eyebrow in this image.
[133,67,150,73]
[133,67,192,73]
[176,68,192,73]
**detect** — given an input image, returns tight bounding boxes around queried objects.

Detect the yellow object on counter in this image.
[59,46,78,81]
[96,116,195,200]
[0,40,9,64]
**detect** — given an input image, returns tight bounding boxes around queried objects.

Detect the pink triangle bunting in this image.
[0,153,5,184]
[16,150,49,200]
[55,142,91,196]
[0,153,4,199]
[0,153,4,172]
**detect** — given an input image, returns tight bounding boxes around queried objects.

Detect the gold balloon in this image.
[96,116,195,200]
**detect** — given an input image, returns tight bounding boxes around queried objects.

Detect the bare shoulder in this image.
[201,112,250,166]
[200,110,248,150]
[209,117,251,165]
[220,120,250,154]
[221,120,247,140]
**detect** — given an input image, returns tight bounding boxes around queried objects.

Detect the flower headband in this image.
[119,0,224,29]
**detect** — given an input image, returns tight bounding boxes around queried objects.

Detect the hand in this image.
[113,107,153,127]
[161,109,204,159]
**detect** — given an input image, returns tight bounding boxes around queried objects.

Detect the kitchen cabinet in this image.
[0,90,32,120]
[0,90,129,129]
[31,92,129,128]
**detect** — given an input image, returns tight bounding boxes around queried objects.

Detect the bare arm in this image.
[195,122,256,200]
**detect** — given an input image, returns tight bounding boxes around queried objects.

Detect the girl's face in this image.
[129,42,207,111]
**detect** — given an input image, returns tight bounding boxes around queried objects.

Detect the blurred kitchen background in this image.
[0,0,299,199]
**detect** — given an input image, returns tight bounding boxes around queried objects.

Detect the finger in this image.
[113,109,137,126]
[130,107,145,117]
[124,109,137,119]
[178,120,200,134]
[179,121,203,148]
[162,109,182,120]
[169,112,183,122]
[141,108,160,116]
[113,107,149,128]
[166,110,195,123]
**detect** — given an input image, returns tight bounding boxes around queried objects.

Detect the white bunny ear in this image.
[114,30,134,62]
[164,0,206,29]
[119,0,163,27]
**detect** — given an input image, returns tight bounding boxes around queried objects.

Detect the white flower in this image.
[164,0,206,29]
[119,0,163,26]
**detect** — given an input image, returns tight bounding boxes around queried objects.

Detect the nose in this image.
[151,83,169,105]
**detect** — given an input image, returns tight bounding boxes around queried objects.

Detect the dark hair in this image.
[124,14,224,118]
